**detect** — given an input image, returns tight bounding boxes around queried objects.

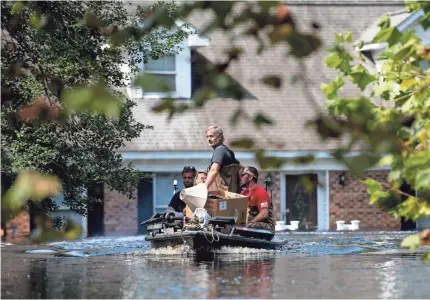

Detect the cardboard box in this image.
[185,190,249,225]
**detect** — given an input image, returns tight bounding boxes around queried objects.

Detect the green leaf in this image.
[300,175,315,193]
[192,87,216,108]
[261,75,282,89]
[253,113,273,128]
[345,32,353,43]
[30,13,48,30]
[293,155,315,164]
[335,33,344,43]
[324,50,352,73]
[393,43,416,61]
[348,65,376,91]
[2,171,62,220]
[377,15,391,29]
[230,138,255,149]
[11,1,24,15]
[258,1,279,11]
[400,234,421,251]
[134,74,172,93]
[268,24,294,44]
[399,78,416,91]
[421,251,430,264]
[255,150,285,169]
[395,197,430,221]
[151,99,174,113]
[421,12,430,30]
[62,84,122,118]
[287,33,321,58]
[229,108,246,126]
[372,27,401,46]
[325,52,342,69]
[345,153,380,177]
[415,168,430,191]
[321,75,344,99]
[375,81,395,95]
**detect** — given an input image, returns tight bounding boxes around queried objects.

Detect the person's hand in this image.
[174,211,184,218]
[164,210,183,219]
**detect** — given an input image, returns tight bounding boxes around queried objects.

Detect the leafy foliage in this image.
[319,3,430,257]
[1,0,187,236]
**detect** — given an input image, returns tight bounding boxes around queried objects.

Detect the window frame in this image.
[131,41,191,100]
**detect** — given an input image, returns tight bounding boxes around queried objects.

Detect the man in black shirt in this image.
[166,166,196,214]
[205,125,243,193]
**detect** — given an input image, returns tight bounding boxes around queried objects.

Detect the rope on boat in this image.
[182,217,220,244]
[202,225,220,243]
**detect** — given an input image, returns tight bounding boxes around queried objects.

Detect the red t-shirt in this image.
[241,185,270,211]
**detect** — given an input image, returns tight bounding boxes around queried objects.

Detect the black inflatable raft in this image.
[142,213,288,251]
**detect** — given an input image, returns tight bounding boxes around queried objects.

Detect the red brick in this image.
[103,185,138,235]
[328,170,400,230]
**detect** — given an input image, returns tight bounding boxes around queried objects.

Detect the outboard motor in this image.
[141,213,187,236]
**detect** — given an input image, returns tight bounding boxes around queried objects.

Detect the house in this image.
[4,1,429,240]
[102,1,430,236]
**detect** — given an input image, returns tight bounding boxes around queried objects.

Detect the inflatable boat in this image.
[142,212,288,251]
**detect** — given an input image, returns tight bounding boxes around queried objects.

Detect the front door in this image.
[87,183,104,237]
[285,174,318,230]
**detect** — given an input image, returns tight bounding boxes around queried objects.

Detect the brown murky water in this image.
[2,231,430,299]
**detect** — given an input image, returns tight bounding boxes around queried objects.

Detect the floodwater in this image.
[2,231,430,299]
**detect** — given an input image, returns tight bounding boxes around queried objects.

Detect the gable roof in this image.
[122,1,405,152]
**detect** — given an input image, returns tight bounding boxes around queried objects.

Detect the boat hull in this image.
[145,230,288,251]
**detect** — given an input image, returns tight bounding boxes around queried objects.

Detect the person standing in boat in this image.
[204,125,243,194]
[166,166,196,215]
[240,166,275,233]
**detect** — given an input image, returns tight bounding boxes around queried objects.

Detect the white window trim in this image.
[121,19,208,100]
[130,41,192,100]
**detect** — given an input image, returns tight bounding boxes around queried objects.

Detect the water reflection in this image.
[3,253,430,299]
[2,231,430,299]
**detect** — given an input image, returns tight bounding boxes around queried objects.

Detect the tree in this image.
[1,1,188,228]
[318,1,430,261]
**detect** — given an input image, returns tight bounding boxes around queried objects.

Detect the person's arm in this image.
[248,208,269,223]
[248,188,270,223]
[205,162,221,190]
[167,192,181,212]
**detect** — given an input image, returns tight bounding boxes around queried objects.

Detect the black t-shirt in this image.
[168,191,185,212]
[211,144,238,168]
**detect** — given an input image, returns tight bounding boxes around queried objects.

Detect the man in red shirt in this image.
[240,167,275,233]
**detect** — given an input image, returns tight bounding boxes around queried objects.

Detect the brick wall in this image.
[328,170,400,230]
[103,185,138,236]
[257,171,281,221]
[4,211,30,241]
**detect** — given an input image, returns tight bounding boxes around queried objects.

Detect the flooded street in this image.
[2,231,430,299]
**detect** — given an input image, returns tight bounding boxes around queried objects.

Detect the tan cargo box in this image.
[185,190,248,225]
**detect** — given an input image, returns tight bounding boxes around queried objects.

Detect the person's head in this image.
[182,166,196,188]
[195,170,208,184]
[206,125,224,148]
[240,166,259,187]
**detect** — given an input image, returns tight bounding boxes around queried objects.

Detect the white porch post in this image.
[280,172,286,222]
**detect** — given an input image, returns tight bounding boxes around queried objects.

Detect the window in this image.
[144,55,176,92]
[131,42,192,99]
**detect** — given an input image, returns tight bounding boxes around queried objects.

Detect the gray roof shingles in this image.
[122,2,404,152]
